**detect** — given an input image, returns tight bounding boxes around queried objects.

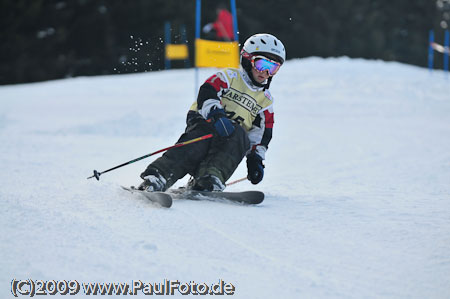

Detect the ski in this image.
[168,188,264,205]
[121,186,264,207]
[121,186,172,208]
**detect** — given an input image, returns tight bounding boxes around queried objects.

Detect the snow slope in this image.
[1,57,449,298]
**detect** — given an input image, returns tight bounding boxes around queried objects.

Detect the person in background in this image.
[202,4,234,41]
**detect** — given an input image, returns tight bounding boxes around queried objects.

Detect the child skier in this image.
[138,33,286,192]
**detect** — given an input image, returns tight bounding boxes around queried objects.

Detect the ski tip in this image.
[163,200,173,208]
[122,187,173,208]
[242,191,264,204]
[148,192,173,208]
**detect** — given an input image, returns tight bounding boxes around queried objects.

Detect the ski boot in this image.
[138,173,167,192]
[191,175,225,192]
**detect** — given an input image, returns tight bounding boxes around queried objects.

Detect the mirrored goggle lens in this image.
[253,57,280,75]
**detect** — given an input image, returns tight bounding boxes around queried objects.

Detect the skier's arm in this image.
[196,72,229,119]
[246,109,273,185]
[247,108,274,160]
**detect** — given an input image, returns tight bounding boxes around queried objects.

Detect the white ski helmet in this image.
[241,33,286,64]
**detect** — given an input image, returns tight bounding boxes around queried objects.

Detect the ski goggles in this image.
[251,55,281,76]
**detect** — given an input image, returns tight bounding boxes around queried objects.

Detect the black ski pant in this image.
[140,119,250,190]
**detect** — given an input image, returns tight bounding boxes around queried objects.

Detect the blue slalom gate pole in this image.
[444,30,449,76]
[230,0,239,41]
[428,30,434,72]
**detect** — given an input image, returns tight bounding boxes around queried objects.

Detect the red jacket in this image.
[213,9,234,41]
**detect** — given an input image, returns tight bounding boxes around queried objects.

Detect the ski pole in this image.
[226,176,247,186]
[87,133,214,180]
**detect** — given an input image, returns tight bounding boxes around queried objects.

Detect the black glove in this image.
[207,108,235,137]
[246,152,264,184]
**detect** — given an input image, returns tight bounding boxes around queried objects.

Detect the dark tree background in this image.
[0,0,448,85]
